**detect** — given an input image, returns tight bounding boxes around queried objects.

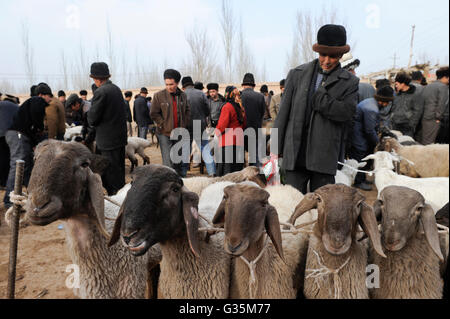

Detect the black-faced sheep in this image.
[109,164,231,299]
[287,184,386,299]
[369,186,446,299]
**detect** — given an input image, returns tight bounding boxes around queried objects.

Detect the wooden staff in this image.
[7,160,25,299]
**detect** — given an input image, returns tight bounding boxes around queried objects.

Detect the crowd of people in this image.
[1,23,449,210]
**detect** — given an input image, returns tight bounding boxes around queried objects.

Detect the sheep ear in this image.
[108,204,124,247]
[87,170,110,240]
[212,199,226,227]
[358,201,386,258]
[89,154,110,175]
[373,199,383,223]
[361,154,375,161]
[287,193,318,226]
[420,204,444,262]
[265,205,284,262]
[182,187,201,258]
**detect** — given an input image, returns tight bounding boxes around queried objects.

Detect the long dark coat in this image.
[273,59,359,175]
[87,80,127,151]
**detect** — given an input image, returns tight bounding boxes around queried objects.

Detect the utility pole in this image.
[391,53,398,69]
[408,25,416,68]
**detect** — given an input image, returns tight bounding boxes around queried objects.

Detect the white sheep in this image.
[362,151,449,212]
[335,159,367,186]
[125,137,152,172]
[63,125,82,141]
[209,181,315,298]
[25,140,161,299]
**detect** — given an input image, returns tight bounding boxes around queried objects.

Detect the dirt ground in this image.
[0,141,378,299]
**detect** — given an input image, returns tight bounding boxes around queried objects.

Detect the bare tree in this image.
[21,20,35,86]
[184,23,218,83]
[60,50,70,89]
[106,16,116,78]
[220,0,235,83]
[73,40,91,90]
[285,6,351,72]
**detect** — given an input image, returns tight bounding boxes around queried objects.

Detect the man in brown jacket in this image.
[150,69,191,177]
[45,96,66,140]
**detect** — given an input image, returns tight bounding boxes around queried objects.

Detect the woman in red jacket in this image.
[214,86,247,176]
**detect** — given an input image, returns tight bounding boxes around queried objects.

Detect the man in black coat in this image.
[134,87,152,139]
[272,24,359,193]
[240,73,266,167]
[87,62,127,195]
[124,91,133,137]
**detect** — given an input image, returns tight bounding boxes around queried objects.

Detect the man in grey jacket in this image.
[182,76,215,176]
[420,66,449,144]
[272,24,359,193]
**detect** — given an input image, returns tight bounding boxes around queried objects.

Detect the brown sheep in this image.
[376,137,449,177]
[370,186,446,299]
[288,184,386,299]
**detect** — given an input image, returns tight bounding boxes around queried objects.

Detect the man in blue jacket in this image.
[351,86,394,190]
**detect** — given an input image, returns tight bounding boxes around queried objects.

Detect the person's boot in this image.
[354,182,372,191]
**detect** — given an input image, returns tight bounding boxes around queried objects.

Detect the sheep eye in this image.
[172,186,179,193]
[81,162,89,168]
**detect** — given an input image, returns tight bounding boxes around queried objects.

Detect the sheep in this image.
[362,151,449,212]
[376,137,449,177]
[369,186,446,299]
[63,125,83,141]
[24,140,161,299]
[436,203,449,227]
[287,184,386,299]
[211,182,315,299]
[126,137,152,172]
[109,164,231,299]
[335,159,367,186]
[182,166,266,196]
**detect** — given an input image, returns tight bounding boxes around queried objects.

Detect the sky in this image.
[0,0,449,92]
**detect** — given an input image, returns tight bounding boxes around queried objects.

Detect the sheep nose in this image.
[122,230,139,245]
[227,241,242,253]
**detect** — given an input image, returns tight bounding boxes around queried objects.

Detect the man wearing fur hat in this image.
[273,24,359,193]
[150,69,191,177]
[269,79,286,119]
[134,87,152,139]
[87,62,127,196]
[206,83,225,127]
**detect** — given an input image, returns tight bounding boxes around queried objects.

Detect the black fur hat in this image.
[164,69,182,83]
[411,71,423,81]
[194,82,204,90]
[207,83,219,91]
[375,79,391,90]
[280,79,286,87]
[374,86,394,102]
[436,66,449,79]
[79,90,88,96]
[124,91,133,98]
[89,62,111,79]
[395,72,411,85]
[312,24,350,56]
[58,90,66,97]
[242,73,256,86]
[30,85,38,97]
[140,87,148,94]
[181,76,194,88]
[260,84,268,93]
[35,83,52,96]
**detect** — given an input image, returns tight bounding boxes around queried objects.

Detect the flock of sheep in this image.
[6,127,449,299]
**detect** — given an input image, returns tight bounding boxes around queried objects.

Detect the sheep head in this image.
[375,137,400,153]
[288,184,386,258]
[362,151,399,171]
[26,140,110,238]
[109,164,201,257]
[374,186,444,261]
[212,183,284,261]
